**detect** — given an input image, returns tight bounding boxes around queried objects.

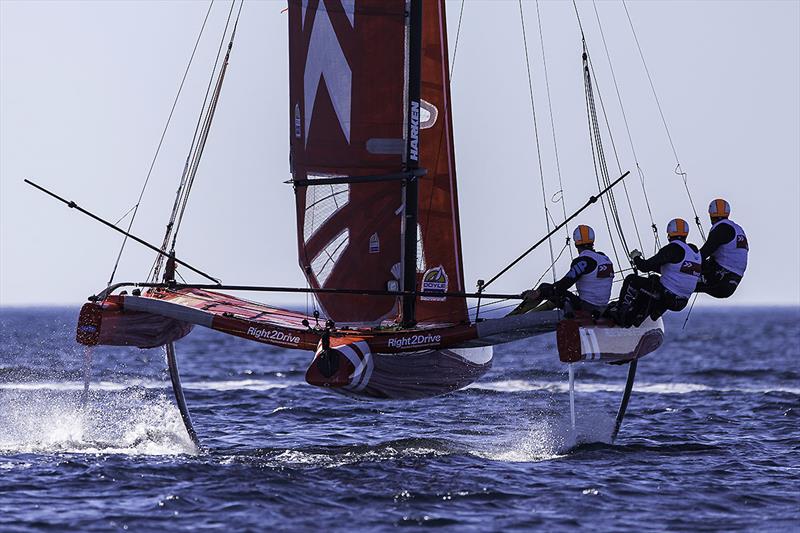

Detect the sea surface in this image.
[0,306,798,531]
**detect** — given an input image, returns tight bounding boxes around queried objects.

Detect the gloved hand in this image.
[537,282,554,299]
[520,288,537,300]
[628,249,643,261]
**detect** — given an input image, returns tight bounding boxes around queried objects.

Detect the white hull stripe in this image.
[338,341,373,392]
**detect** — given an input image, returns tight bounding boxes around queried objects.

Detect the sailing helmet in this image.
[666,218,690,238]
[708,198,731,218]
[573,225,595,246]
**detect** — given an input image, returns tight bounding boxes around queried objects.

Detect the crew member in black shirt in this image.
[695,198,748,298]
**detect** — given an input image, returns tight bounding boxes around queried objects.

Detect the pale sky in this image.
[1,0,798,307]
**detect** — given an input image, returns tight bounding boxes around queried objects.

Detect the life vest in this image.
[575,249,614,306]
[711,219,748,276]
[660,240,701,298]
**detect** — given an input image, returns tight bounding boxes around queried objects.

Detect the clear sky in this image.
[1,0,798,307]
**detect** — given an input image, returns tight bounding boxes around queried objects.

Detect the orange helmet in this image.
[573,225,595,246]
[709,198,731,218]
[666,218,690,238]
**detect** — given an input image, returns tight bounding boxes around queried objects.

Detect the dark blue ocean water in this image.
[1,306,798,531]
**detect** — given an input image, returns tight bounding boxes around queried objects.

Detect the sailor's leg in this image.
[615,274,645,327]
[562,292,582,317]
[698,271,741,299]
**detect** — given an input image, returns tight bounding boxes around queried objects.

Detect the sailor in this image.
[614,218,701,327]
[695,198,748,298]
[511,225,614,316]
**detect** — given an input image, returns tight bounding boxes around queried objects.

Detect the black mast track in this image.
[401,0,423,328]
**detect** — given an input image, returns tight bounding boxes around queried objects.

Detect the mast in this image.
[401,0,423,327]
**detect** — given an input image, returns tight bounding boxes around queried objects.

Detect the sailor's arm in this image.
[553,256,596,293]
[633,242,684,272]
[699,223,735,259]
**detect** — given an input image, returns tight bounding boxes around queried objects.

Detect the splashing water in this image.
[0,385,197,456]
[477,408,616,462]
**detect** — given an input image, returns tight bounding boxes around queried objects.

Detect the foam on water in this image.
[470,379,800,395]
[3,379,797,394]
[0,387,197,456]
[476,409,615,462]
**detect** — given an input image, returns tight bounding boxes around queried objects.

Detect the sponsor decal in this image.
[369,232,380,254]
[247,326,301,345]
[78,325,97,333]
[421,265,448,301]
[597,263,613,278]
[387,333,442,349]
[409,100,420,161]
[736,234,749,250]
[680,261,701,276]
[419,99,438,129]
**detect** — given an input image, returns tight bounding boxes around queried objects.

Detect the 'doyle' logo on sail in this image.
[421,265,448,302]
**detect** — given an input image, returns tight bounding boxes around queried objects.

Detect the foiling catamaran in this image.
[28,0,703,447]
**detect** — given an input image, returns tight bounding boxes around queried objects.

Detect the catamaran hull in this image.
[305,342,493,400]
[557,316,664,363]
[77,300,193,348]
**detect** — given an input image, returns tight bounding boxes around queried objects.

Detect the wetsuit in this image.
[615,240,701,327]
[696,219,748,298]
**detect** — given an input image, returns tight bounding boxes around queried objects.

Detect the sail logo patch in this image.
[409,100,420,161]
[421,265,448,301]
[369,233,380,254]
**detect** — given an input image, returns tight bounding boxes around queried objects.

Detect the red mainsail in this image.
[288,0,466,325]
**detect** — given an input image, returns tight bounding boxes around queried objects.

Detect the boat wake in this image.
[0,386,197,456]
[2,378,797,395]
[475,409,616,462]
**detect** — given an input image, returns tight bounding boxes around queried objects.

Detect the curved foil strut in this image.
[611,359,638,442]
[166,342,201,450]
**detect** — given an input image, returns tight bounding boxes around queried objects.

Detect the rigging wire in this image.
[585,49,645,253]
[573,0,635,276]
[518,0,557,283]
[449,0,466,78]
[621,0,706,241]
[591,0,658,251]
[572,2,622,270]
[106,0,215,287]
[582,46,625,270]
[534,0,572,259]
[150,0,243,283]
[592,1,660,251]
[170,0,244,249]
